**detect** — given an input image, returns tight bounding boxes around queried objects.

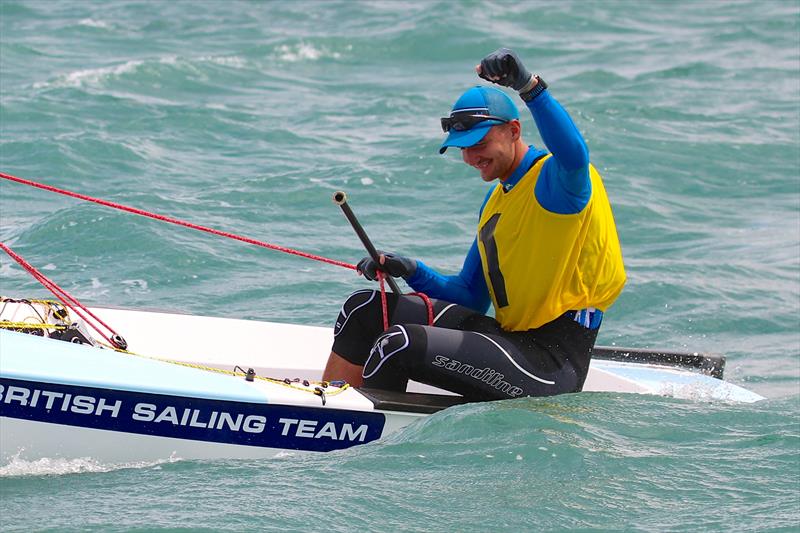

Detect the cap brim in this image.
[438,125,492,154]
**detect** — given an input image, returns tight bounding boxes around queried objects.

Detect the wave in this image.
[271,42,349,62]
[77,18,112,30]
[32,59,146,90]
[31,54,250,90]
[0,451,181,477]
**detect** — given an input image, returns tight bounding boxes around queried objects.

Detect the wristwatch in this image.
[520,76,548,102]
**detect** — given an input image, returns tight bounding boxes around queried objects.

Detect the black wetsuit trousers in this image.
[332,290,598,401]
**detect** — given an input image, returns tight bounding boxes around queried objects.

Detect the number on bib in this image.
[479,213,509,308]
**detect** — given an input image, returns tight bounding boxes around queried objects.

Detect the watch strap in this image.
[520,76,548,102]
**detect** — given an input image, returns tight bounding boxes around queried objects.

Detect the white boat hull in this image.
[0,305,765,463]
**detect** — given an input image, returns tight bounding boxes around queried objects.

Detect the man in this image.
[322,48,626,400]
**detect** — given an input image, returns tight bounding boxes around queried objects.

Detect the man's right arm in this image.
[406,239,491,313]
[477,47,592,214]
[528,90,592,214]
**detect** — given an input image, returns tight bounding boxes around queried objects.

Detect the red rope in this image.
[0,172,356,271]
[1,242,126,349]
[375,274,433,331]
[2,172,436,335]
[377,271,390,331]
[411,292,435,326]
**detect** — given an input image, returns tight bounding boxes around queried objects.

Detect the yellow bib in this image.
[477,154,626,331]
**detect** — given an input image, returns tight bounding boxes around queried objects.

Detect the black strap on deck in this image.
[592,346,726,379]
[358,387,471,414]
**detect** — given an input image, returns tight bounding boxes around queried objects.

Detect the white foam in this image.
[31,55,195,90]
[273,451,296,459]
[33,60,144,89]
[78,18,111,29]
[658,380,765,404]
[201,55,247,68]
[0,451,180,477]
[273,43,342,62]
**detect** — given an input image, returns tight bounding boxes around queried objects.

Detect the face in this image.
[460,122,519,182]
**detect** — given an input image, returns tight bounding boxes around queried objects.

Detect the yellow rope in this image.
[2,297,350,398]
[0,321,65,330]
[1,298,62,305]
[118,348,351,397]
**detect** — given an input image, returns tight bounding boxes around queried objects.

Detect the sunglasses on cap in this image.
[440,110,509,133]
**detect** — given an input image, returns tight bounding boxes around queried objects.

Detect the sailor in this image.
[323,48,626,400]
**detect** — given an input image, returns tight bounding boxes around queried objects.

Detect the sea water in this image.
[0,1,798,531]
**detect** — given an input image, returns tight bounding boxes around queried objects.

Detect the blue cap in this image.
[439,86,519,154]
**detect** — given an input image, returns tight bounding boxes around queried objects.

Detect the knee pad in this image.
[363,325,410,379]
[333,289,379,338]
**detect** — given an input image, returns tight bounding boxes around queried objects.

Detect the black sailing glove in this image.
[478,47,535,93]
[356,252,417,281]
